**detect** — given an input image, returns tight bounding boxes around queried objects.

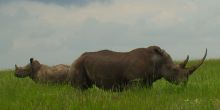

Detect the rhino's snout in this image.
[15,72,27,78]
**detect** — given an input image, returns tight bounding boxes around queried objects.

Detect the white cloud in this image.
[0,0,220,69]
[12,37,62,51]
[0,0,198,26]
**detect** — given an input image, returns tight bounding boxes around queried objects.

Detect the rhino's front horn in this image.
[188,49,207,75]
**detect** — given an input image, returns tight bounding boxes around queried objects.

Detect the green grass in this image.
[1,60,220,110]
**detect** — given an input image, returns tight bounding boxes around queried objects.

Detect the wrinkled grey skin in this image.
[15,58,71,83]
[69,46,207,90]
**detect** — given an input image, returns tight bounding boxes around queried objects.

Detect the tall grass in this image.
[0,60,220,110]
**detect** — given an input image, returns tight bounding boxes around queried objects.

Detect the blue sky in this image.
[0,0,220,69]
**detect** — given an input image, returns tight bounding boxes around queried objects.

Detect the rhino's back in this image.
[36,64,70,83]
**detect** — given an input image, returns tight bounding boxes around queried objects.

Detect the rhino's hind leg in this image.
[143,79,153,88]
[70,68,92,90]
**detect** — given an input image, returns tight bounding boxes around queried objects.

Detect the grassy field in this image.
[0,60,220,110]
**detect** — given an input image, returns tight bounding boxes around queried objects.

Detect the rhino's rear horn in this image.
[179,55,189,68]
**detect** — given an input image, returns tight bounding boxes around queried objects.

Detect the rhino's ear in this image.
[31,59,41,72]
[30,58,34,64]
[15,64,18,69]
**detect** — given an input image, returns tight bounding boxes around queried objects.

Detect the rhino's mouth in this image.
[15,73,28,78]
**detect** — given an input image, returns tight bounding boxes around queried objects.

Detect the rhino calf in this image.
[15,58,70,83]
